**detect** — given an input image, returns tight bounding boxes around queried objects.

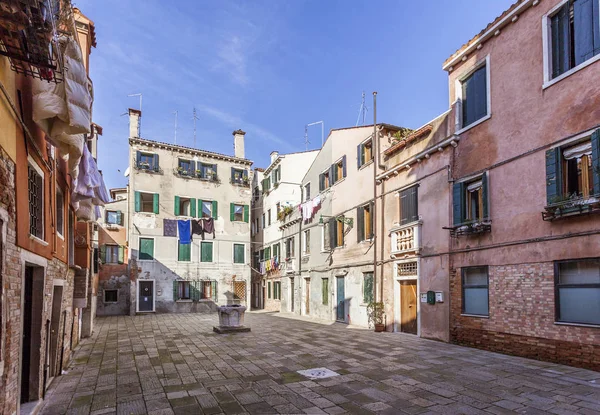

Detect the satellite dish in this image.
[124,167,130,177]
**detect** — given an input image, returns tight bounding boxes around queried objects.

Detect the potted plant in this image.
[367,302,385,332]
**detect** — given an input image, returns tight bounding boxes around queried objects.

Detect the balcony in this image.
[390,221,422,258]
[445,221,492,237]
[542,195,600,221]
[174,168,220,183]
[134,161,162,174]
[282,257,297,274]
[230,177,250,187]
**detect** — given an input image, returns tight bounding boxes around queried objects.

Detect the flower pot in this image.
[374,323,385,332]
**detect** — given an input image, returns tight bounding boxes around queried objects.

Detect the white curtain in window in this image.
[563,142,592,160]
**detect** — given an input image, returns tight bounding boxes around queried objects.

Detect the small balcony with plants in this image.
[543,193,600,221]
[135,159,162,174]
[230,168,250,187]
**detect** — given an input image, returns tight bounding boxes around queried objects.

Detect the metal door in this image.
[139,281,154,312]
[336,277,345,322]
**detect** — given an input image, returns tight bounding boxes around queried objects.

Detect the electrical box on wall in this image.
[420,293,427,303]
[426,290,436,305]
[435,291,444,303]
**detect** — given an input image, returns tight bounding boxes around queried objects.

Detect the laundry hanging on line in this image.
[178,220,191,244]
[164,219,178,237]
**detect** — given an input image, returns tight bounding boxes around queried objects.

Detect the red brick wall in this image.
[450,262,600,370]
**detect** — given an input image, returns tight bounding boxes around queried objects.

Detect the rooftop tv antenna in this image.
[307,121,324,148]
[303,125,310,150]
[192,108,200,148]
[356,91,368,126]
[173,110,178,144]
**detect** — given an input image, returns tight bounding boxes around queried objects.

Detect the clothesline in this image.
[300,194,322,221]
[164,218,216,243]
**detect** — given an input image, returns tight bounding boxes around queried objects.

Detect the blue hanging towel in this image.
[178,219,192,244]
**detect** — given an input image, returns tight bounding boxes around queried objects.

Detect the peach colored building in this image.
[445,0,600,369]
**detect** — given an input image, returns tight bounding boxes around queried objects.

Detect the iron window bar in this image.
[443,221,492,238]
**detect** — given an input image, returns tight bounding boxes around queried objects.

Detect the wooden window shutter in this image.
[118,246,124,264]
[481,172,490,220]
[230,203,235,221]
[329,164,336,183]
[173,280,178,300]
[153,194,159,214]
[243,205,249,223]
[356,206,364,242]
[357,143,363,168]
[399,189,410,225]
[231,167,235,181]
[551,4,571,78]
[573,0,600,66]
[369,201,374,239]
[319,173,325,191]
[134,191,141,212]
[409,186,418,223]
[545,148,562,205]
[268,282,272,298]
[190,198,197,217]
[212,200,218,219]
[452,182,465,226]
[117,211,123,225]
[152,154,159,171]
[174,196,180,216]
[136,150,141,166]
[99,244,106,264]
[342,155,347,178]
[329,218,337,249]
[212,164,218,178]
[592,129,600,195]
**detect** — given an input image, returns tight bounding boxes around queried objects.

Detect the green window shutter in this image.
[99,244,106,264]
[234,244,244,263]
[139,238,154,260]
[356,207,364,242]
[212,200,218,219]
[452,182,464,226]
[174,196,180,216]
[342,155,347,178]
[173,280,178,300]
[268,282,272,298]
[117,211,123,226]
[545,148,562,205]
[243,205,249,223]
[357,143,363,168]
[134,191,141,212]
[322,279,328,305]
[330,164,336,183]
[178,242,191,261]
[201,242,213,262]
[190,198,197,217]
[364,273,374,304]
[118,246,124,264]
[481,172,490,220]
[592,129,600,195]
[153,193,159,214]
[369,201,374,239]
[230,203,235,221]
[212,281,218,302]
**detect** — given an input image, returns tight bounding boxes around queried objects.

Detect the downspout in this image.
[372,92,378,302]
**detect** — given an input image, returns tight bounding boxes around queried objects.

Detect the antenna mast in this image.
[304,125,310,150]
[356,91,368,126]
[192,107,199,148]
[173,110,178,144]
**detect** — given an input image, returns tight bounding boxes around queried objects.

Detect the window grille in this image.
[397,262,417,277]
[28,165,43,238]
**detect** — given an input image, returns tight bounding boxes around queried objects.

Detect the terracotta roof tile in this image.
[384,124,433,156]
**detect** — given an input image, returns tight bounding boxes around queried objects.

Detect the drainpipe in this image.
[372,92,378,302]
[298,184,303,314]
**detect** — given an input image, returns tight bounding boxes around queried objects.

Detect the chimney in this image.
[233,129,246,159]
[129,108,141,138]
[270,151,279,163]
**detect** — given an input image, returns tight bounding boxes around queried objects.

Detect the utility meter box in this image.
[426,290,436,305]
[435,292,444,303]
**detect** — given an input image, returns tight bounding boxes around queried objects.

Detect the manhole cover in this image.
[297,367,340,380]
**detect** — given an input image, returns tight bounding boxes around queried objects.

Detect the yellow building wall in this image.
[0,56,17,162]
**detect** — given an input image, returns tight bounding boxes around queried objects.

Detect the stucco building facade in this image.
[444,0,600,369]
[127,110,253,314]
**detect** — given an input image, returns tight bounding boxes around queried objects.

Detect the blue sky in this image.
[76,0,514,191]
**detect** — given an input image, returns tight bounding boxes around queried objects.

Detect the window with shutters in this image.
[56,186,64,237]
[104,245,120,264]
[232,204,245,222]
[399,186,419,225]
[104,290,118,303]
[267,209,271,225]
[200,280,217,300]
[105,210,121,225]
[319,169,331,192]
[272,243,280,259]
[322,221,331,252]
[336,220,344,247]
[303,230,310,255]
[555,258,600,325]
[547,0,600,81]
[274,281,281,300]
[452,173,490,228]
[543,131,600,220]
[178,241,191,262]
[363,272,374,304]
[200,200,213,218]
[262,177,271,193]
[357,139,373,169]
[285,237,295,258]
[462,266,489,316]
[139,238,154,260]
[176,196,192,217]
[136,192,157,213]
[28,163,43,239]
[456,57,490,132]
[331,156,347,185]
[177,159,194,176]
[268,281,272,298]
[136,151,159,172]
[176,281,191,300]
[231,168,249,186]
[198,163,217,181]
[322,278,329,305]
[233,243,245,264]
[201,241,213,262]
[357,202,374,242]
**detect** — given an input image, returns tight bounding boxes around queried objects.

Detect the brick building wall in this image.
[450,261,600,370]
[0,147,20,415]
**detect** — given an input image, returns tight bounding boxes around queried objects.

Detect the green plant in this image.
[392,127,414,141]
[278,205,294,221]
[366,302,385,326]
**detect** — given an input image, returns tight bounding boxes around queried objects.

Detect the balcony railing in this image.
[174,169,219,183]
[390,221,421,257]
[542,196,600,221]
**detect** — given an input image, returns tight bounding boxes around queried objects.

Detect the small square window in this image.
[138,192,155,213]
[104,245,120,264]
[177,197,192,217]
[201,241,213,262]
[106,210,120,225]
[104,290,118,303]
[462,266,489,316]
[178,241,191,262]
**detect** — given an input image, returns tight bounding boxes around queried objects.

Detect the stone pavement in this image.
[40,312,600,415]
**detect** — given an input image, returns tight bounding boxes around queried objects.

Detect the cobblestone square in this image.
[41,313,600,415]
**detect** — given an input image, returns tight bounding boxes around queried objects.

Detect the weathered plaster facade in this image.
[127,113,253,314]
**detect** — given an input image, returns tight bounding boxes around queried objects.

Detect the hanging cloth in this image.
[163,219,178,237]
[191,220,203,236]
[202,217,216,239]
[178,220,191,244]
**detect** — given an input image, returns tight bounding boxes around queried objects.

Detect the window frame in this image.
[201,200,213,218]
[139,191,155,214]
[321,221,330,252]
[137,151,158,171]
[461,266,490,317]
[177,158,194,176]
[362,272,374,305]
[56,185,64,238]
[176,280,192,301]
[233,204,244,222]
[304,182,311,201]
[454,55,491,135]
[267,209,271,226]
[105,209,120,225]
[105,244,120,264]
[178,240,192,262]
[200,241,214,263]
[103,289,118,303]
[542,0,600,88]
[28,157,44,241]
[233,243,245,264]
[358,138,374,169]
[554,258,600,326]
[302,229,310,256]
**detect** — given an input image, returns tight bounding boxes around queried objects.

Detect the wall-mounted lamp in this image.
[318,215,354,227]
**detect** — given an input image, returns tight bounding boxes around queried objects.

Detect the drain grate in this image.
[297,367,340,380]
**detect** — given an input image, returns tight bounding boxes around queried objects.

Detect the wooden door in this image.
[305,278,310,314]
[400,280,417,334]
[336,277,345,322]
[49,286,63,378]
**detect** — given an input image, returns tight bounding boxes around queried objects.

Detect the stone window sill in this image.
[455,114,491,136]
[554,321,600,329]
[543,54,600,90]
[176,299,192,303]
[358,159,374,171]
[461,313,489,319]
[30,234,48,246]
